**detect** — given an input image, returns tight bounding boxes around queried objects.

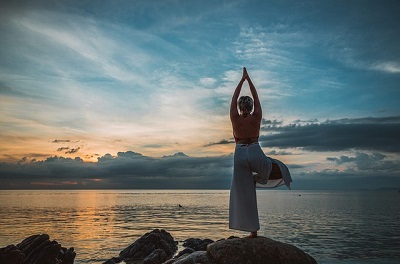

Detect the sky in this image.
[1,0,400,190]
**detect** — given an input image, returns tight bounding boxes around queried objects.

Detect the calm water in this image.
[1,190,400,264]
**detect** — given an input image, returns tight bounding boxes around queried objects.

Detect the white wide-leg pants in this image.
[229,143,292,232]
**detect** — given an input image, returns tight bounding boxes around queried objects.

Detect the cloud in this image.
[57,147,69,152]
[259,116,400,153]
[0,152,234,189]
[162,152,189,158]
[292,169,400,190]
[142,144,164,149]
[65,147,80,154]
[292,119,319,125]
[265,150,293,156]
[52,139,71,143]
[117,151,143,158]
[0,6,233,157]
[327,152,399,172]
[262,118,283,126]
[326,156,356,164]
[10,10,157,84]
[371,61,400,74]
[199,77,217,86]
[204,139,235,147]
[30,181,78,186]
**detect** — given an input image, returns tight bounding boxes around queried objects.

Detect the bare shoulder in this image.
[252,112,262,122]
[230,112,240,122]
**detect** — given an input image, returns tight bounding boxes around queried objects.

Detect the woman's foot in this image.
[248,231,257,238]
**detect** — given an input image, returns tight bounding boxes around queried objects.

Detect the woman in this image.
[229,67,292,238]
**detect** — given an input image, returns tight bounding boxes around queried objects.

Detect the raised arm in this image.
[245,69,262,118]
[230,72,246,120]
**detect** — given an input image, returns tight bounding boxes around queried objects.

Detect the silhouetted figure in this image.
[229,67,292,238]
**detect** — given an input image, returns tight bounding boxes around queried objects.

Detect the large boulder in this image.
[163,236,317,264]
[104,229,177,264]
[207,236,317,264]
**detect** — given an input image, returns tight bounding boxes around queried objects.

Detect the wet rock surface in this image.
[207,236,318,264]
[104,229,177,264]
[182,238,214,252]
[165,235,317,264]
[0,234,75,264]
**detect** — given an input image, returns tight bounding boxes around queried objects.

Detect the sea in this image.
[1,190,399,264]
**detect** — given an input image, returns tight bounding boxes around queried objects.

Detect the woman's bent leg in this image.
[248,144,272,184]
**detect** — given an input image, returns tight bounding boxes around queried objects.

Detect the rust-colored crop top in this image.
[234,134,259,143]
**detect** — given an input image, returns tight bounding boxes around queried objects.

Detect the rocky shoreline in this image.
[1,229,317,264]
[0,234,75,264]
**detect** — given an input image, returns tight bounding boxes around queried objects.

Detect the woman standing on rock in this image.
[229,67,292,238]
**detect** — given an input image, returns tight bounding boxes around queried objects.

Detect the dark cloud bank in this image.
[0,152,234,190]
[1,116,400,190]
[259,116,400,153]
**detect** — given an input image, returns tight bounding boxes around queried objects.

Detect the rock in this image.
[59,247,76,264]
[0,245,24,264]
[104,229,178,264]
[175,247,195,258]
[0,234,75,264]
[29,241,61,264]
[169,251,215,264]
[144,248,168,264]
[102,256,123,264]
[168,237,214,263]
[207,236,317,264]
[182,238,214,251]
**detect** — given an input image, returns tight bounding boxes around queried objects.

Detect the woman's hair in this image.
[238,96,253,114]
